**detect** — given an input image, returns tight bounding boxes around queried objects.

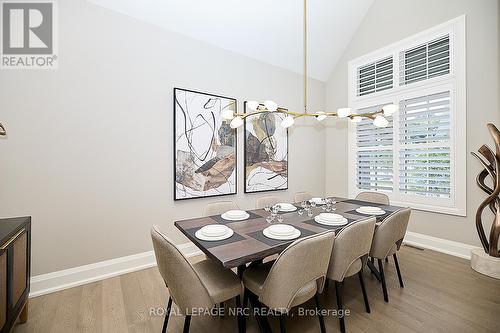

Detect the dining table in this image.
[174,197,402,332]
[175,196,402,271]
[174,196,404,332]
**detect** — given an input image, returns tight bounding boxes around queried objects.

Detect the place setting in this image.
[195,224,234,241]
[355,206,387,216]
[314,213,349,226]
[211,209,261,224]
[263,224,301,240]
[273,202,298,213]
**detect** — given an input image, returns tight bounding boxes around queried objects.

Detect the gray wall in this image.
[0,0,326,275]
[325,0,500,246]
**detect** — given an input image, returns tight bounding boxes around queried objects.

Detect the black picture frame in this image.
[173,87,238,201]
[243,101,289,193]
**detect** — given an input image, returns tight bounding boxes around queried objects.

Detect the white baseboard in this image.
[404,231,478,260]
[29,242,202,298]
[30,232,478,298]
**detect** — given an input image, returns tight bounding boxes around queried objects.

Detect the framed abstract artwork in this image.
[174,88,237,200]
[244,101,288,193]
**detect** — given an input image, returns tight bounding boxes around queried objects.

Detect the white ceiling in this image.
[87,0,373,81]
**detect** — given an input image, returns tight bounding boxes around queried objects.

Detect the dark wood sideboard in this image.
[0,217,30,333]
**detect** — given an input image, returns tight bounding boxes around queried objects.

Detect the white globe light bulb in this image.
[350,116,362,123]
[383,104,399,116]
[247,101,259,111]
[315,112,327,122]
[230,116,244,129]
[337,107,352,118]
[221,109,234,120]
[373,115,389,128]
[264,100,278,111]
[281,115,295,128]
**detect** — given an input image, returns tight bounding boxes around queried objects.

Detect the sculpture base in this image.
[471,248,500,279]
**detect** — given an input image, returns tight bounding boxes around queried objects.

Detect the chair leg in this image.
[314,293,326,333]
[377,259,389,302]
[385,257,389,263]
[279,314,286,333]
[243,288,249,309]
[358,271,371,313]
[235,295,245,333]
[220,302,225,317]
[334,281,346,333]
[183,315,191,333]
[393,253,404,288]
[162,297,172,333]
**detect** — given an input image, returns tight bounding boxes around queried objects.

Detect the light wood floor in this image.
[14,246,500,333]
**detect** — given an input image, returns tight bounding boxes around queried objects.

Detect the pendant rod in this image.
[303,0,307,113]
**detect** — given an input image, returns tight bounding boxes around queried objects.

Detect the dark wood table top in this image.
[174,197,403,269]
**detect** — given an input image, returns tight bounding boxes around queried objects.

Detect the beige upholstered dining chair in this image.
[151,225,244,333]
[294,191,313,203]
[255,195,281,209]
[242,231,335,333]
[370,208,411,302]
[203,200,239,216]
[327,217,376,333]
[355,191,390,205]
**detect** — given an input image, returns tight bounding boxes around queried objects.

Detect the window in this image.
[347,16,466,216]
[399,36,450,85]
[357,57,393,96]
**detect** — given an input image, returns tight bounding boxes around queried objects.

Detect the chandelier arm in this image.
[233,109,385,120]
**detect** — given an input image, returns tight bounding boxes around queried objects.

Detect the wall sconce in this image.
[0,122,6,136]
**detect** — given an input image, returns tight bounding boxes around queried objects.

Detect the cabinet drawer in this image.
[11,231,27,307]
[0,252,6,329]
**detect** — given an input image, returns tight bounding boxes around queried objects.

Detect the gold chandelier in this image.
[222,0,398,129]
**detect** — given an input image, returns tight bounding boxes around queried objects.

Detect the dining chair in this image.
[242,231,335,333]
[255,195,281,209]
[294,191,313,203]
[369,208,411,302]
[355,191,390,205]
[151,225,244,333]
[326,217,376,333]
[203,200,239,216]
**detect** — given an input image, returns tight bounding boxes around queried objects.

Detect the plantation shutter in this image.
[356,105,394,191]
[399,35,450,85]
[357,57,393,96]
[399,91,451,198]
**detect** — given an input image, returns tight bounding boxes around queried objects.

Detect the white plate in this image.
[356,208,386,216]
[224,210,247,218]
[310,197,325,204]
[276,203,297,212]
[195,229,234,241]
[267,224,295,236]
[221,212,250,221]
[263,227,301,240]
[200,224,230,237]
[358,206,383,213]
[318,213,344,222]
[314,216,348,226]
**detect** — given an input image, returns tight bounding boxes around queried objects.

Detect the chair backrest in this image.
[203,201,239,216]
[255,196,281,209]
[370,208,411,259]
[259,231,335,312]
[327,217,376,282]
[355,191,390,205]
[150,225,213,313]
[294,191,313,203]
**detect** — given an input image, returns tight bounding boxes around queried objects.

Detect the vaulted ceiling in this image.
[87,0,374,81]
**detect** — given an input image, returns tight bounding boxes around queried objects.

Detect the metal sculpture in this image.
[471,123,500,257]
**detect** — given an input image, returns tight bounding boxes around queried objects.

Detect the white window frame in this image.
[347,16,466,216]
